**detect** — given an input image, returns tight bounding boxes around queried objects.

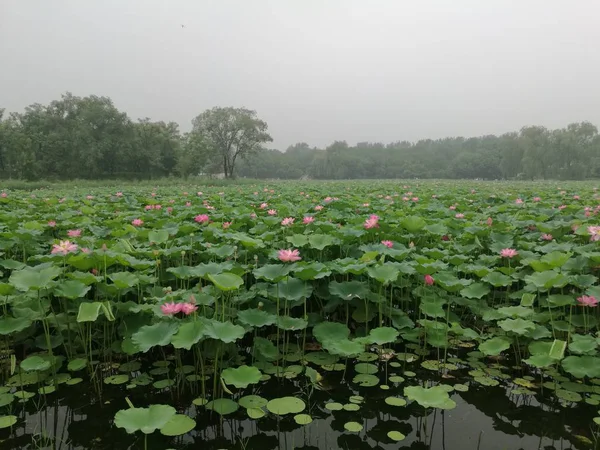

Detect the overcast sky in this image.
[1,0,599,149]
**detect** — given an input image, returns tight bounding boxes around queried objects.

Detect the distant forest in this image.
[1,93,599,181]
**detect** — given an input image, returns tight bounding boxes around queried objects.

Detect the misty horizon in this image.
[1,0,599,150]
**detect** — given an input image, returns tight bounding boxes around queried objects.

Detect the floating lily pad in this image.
[294,414,313,425]
[385,396,407,407]
[114,404,176,434]
[206,398,239,415]
[221,365,262,388]
[387,430,406,441]
[325,402,343,411]
[238,395,268,409]
[344,421,363,432]
[160,414,196,436]
[266,397,305,415]
[0,415,17,429]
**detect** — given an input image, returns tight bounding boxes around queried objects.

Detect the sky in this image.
[1,0,599,150]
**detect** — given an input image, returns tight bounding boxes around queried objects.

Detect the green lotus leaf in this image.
[479,337,511,356]
[67,358,87,371]
[77,302,103,322]
[329,280,371,300]
[238,395,268,409]
[237,309,276,328]
[294,414,313,425]
[204,320,246,343]
[323,339,364,357]
[525,271,569,290]
[266,397,305,415]
[344,421,363,432]
[160,414,196,436]
[206,398,239,415]
[568,334,597,355]
[562,356,600,378]
[253,264,291,282]
[482,272,513,287]
[132,322,179,353]
[308,234,337,250]
[253,336,280,361]
[20,356,51,372]
[401,216,426,233]
[148,230,169,244]
[368,326,399,345]
[108,272,140,289]
[0,415,18,429]
[221,365,262,388]
[498,318,535,335]
[404,385,456,409]
[114,404,176,434]
[367,264,399,285]
[460,282,490,299]
[0,317,31,335]
[293,262,331,280]
[55,280,91,299]
[276,316,307,331]
[352,374,380,387]
[207,272,244,291]
[171,321,206,350]
[313,322,350,345]
[269,277,312,301]
[10,265,61,291]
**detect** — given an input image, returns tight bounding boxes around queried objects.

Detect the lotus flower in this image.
[278,249,301,262]
[161,302,183,315]
[500,248,518,258]
[67,229,82,237]
[541,233,553,241]
[194,214,210,223]
[47,221,56,227]
[588,226,600,242]
[131,219,143,227]
[268,209,277,215]
[455,213,465,219]
[51,240,78,255]
[303,216,314,224]
[314,205,324,211]
[424,274,434,286]
[281,217,295,226]
[381,240,393,248]
[180,301,198,315]
[577,295,598,307]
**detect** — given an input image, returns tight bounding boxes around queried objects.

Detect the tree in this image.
[190,107,272,178]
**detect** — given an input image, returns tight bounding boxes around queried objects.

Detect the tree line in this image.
[1,92,599,181]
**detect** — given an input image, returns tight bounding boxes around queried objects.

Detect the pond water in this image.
[0,353,594,450]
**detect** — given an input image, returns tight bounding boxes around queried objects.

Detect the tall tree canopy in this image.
[1,92,600,181]
[189,107,272,179]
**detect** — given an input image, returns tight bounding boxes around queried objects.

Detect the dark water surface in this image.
[0,363,595,450]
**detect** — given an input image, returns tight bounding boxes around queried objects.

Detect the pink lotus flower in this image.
[573,195,580,200]
[314,205,324,211]
[449,205,456,210]
[362,203,370,207]
[67,229,81,237]
[381,240,393,248]
[185,201,191,207]
[81,247,91,254]
[260,202,268,209]
[167,207,173,213]
[0,192,7,198]
[412,197,419,202]
[267,209,277,215]
[161,302,183,315]
[116,192,123,197]
[151,193,156,197]
[364,217,379,229]
[197,191,203,196]
[533,197,541,202]
[424,274,434,286]
[455,213,465,219]
[51,240,78,255]
[250,212,257,219]
[515,198,523,204]
[155,204,162,210]
[402,197,409,201]
[303,216,315,224]
[278,249,301,262]
[588,226,600,241]
[223,221,232,229]
[577,295,598,307]
[558,205,567,210]
[324,197,333,203]
[145,205,153,210]
[86,195,94,200]
[281,217,295,226]
[131,219,143,227]
[194,214,210,223]
[486,217,493,226]
[541,233,553,241]
[500,248,518,258]
[47,221,56,227]
[180,301,198,315]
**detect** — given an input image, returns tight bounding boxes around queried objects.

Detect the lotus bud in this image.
[258,301,264,310]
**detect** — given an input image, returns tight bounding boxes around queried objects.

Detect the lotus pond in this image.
[1,180,600,450]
